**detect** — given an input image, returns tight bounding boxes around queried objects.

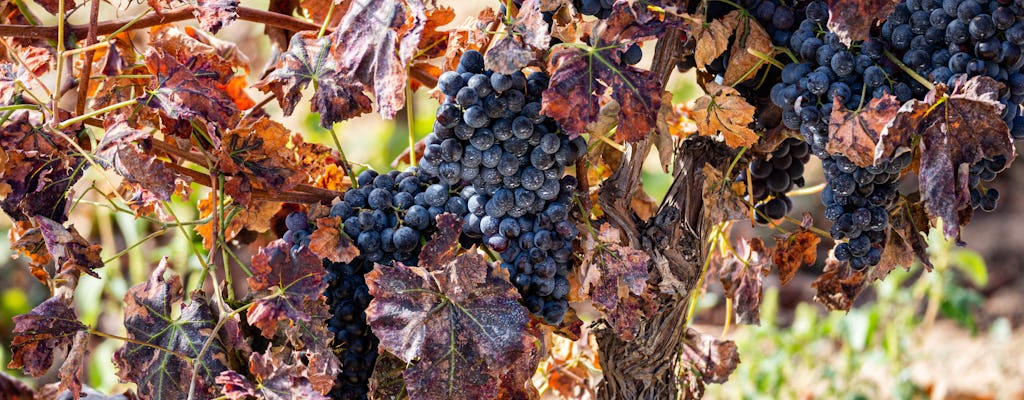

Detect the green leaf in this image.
[951,250,987,287]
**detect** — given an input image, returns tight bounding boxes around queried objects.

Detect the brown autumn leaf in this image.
[0,111,82,224]
[721,12,772,86]
[485,0,549,75]
[543,2,670,142]
[827,0,898,45]
[827,95,900,167]
[193,0,239,33]
[772,224,821,286]
[691,82,759,148]
[328,0,426,119]
[217,348,329,400]
[368,352,408,399]
[365,252,535,400]
[58,331,88,399]
[247,239,328,339]
[8,297,86,377]
[686,15,736,70]
[812,258,869,311]
[139,48,240,136]
[581,224,655,341]
[218,118,305,193]
[702,164,750,224]
[32,216,103,279]
[0,371,34,399]
[879,77,1015,241]
[97,117,187,202]
[875,200,932,279]
[714,238,769,325]
[679,327,740,399]
[195,194,281,250]
[418,213,462,271]
[308,216,360,263]
[7,220,51,283]
[113,259,227,400]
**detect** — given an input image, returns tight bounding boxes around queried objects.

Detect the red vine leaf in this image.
[8,297,86,377]
[485,0,548,75]
[365,252,535,400]
[113,259,228,400]
[679,327,740,399]
[881,77,1016,241]
[811,258,868,311]
[691,82,759,148]
[139,48,240,135]
[247,239,328,339]
[827,95,900,167]
[308,216,361,263]
[1,111,81,224]
[771,226,821,286]
[581,224,655,340]
[418,212,463,271]
[217,348,329,400]
[543,2,669,142]
[714,238,769,325]
[721,12,772,86]
[827,0,899,45]
[255,31,372,127]
[328,0,426,119]
[0,371,34,399]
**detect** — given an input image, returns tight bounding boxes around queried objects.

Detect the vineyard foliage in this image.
[0,0,1018,398]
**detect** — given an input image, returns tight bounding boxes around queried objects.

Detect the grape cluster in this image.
[738,138,810,223]
[969,155,1007,211]
[575,0,614,18]
[422,50,586,324]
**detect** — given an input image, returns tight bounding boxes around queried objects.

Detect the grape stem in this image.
[883,50,935,91]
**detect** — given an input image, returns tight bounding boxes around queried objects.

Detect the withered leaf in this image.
[715,238,769,325]
[58,331,89,399]
[139,48,240,135]
[217,348,328,400]
[811,258,868,311]
[879,200,932,275]
[827,95,900,167]
[418,213,462,271]
[543,2,669,142]
[827,0,898,45]
[880,77,1015,241]
[368,352,408,400]
[97,118,185,202]
[701,164,750,223]
[308,216,360,263]
[34,216,103,279]
[255,32,372,127]
[1,111,82,224]
[365,252,534,400]
[679,327,740,399]
[329,0,426,119]
[441,8,501,72]
[581,224,655,340]
[722,12,772,86]
[195,195,281,250]
[218,118,304,193]
[691,82,759,148]
[771,227,821,286]
[8,297,86,377]
[485,0,548,75]
[193,0,239,33]
[113,259,227,400]
[247,239,328,339]
[686,15,736,70]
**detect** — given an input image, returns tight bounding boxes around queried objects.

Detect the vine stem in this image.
[74,0,102,117]
[884,50,935,90]
[0,6,323,40]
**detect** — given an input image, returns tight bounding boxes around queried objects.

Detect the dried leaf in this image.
[827,0,898,45]
[193,0,238,33]
[113,259,228,400]
[366,252,535,400]
[254,32,372,127]
[701,164,749,223]
[686,15,735,70]
[0,111,81,224]
[543,2,669,142]
[58,331,89,399]
[247,239,328,339]
[485,0,548,75]
[217,348,328,400]
[679,327,740,398]
[368,352,408,399]
[827,95,900,167]
[442,8,501,72]
[691,82,758,148]
[218,118,305,193]
[329,0,426,119]
[722,12,772,86]
[308,216,360,263]
[581,224,655,340]
[811,258,868,311]
[33,216,103,279]
[771,228,821,286]
[418,213,462,271]
[879,77,1015,241]
[0,371,34,399]
[139,48,240,135]
[8,297,86,377]
[714,238,769,325]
